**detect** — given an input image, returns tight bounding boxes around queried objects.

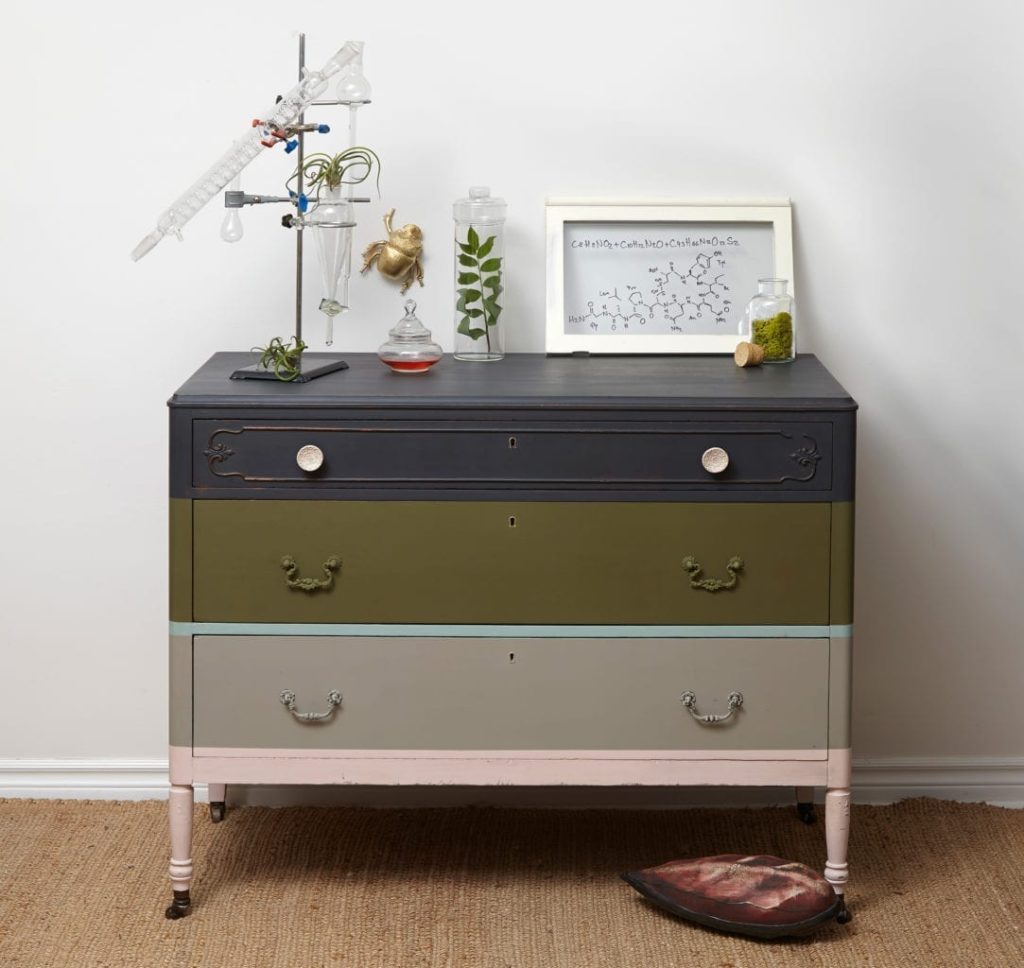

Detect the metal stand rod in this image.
[231,32,352,383]
[295,33,306,344]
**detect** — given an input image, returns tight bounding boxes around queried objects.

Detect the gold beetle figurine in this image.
[361,208,424,293]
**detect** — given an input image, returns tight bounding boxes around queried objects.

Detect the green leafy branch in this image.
[456,226,503,351]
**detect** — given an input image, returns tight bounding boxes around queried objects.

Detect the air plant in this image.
[252,336,307,381]
[286,146,381,201]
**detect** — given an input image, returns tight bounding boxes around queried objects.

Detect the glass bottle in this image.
[453,186,507,361]
[377,299,443,373]
[741,278,796,363]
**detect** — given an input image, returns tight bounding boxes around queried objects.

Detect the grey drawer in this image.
[191,419,835,496]
[192,636,829,753]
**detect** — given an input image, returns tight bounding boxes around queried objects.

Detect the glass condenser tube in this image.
[130,41,364,261]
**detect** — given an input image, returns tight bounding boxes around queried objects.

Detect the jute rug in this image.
[0,798,1021,967]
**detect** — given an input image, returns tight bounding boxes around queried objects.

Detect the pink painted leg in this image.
[825,786,852,923]
[166,784,194,919]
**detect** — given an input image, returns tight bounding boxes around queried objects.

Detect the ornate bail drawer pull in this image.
[280,689,343,722]
[682,555,743,592]
[281,554,341,592]
[681,691,744,725]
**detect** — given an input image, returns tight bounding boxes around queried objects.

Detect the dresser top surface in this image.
[170,353,856,412]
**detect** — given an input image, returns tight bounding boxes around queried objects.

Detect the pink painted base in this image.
[167,747,853,905]
[173,746,831,787]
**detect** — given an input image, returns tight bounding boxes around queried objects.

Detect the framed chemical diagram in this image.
[545,199,793,355]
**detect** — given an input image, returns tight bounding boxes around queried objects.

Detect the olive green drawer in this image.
[190,501,831,624]
[192,636,829,752]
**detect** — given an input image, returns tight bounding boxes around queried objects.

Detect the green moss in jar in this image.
[751,312,793,361]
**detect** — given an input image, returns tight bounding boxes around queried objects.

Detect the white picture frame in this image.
[545,199,793,355]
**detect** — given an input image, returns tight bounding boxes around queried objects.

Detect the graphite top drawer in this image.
[190,419,838,498]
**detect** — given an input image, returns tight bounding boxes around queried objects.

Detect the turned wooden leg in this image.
[166,784,194,919]
[208,783,226,823]
[825,786,852,923]
[795,786,816,824]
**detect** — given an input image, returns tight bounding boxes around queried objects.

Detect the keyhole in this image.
[508,436,517,449]
[508,515,517,528]
[509,652,516,663]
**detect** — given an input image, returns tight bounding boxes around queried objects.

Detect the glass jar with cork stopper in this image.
[740,278,796,363]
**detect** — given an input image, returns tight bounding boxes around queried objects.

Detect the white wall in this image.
[2,1,1023,783]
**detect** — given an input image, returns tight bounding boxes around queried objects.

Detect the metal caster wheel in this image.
[835,898,852,924]
[165,890,192,919]
[209,801,226,823]
[797,802,816,825]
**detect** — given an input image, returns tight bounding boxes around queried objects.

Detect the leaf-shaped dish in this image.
[622,854,840,939]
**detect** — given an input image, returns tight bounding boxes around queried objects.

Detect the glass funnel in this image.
[306,184,355,345]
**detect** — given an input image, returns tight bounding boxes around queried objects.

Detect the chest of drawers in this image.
[165,352,856,922]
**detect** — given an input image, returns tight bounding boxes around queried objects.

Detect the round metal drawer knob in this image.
[296,444,324,473]
[701,446,729,474]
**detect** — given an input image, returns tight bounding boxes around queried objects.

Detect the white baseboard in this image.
[852,756,1024,807]
[1,757,1021,807]
[0,759,200,802]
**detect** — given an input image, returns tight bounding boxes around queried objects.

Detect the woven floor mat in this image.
[0,798,1021,967]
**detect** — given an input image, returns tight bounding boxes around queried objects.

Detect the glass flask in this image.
[335,48,372,151]
[740,278,796,363]
[307,184,355,346]
[377,299,443,373]
[453,186,507,361]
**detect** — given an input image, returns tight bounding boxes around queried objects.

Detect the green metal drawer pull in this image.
[680,690,744,725]
[682,555,744,592]
[279,689,343,721]
[280,554,341,592]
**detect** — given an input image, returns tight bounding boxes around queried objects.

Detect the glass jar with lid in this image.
[377,299,442,373]
[453,186,507,361]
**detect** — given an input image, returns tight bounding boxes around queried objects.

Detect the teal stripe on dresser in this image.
[171,622,853,638]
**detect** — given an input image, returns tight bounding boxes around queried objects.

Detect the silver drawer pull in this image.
[681,690,743,725]
[701,446,729,474]
[280,689,342,722]
[296,444,324,472]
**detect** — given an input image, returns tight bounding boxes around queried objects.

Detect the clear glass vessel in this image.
[377,299,443,373]
[131,42,363,261]
[453,186,507,361]
[740,278,796,363]
[307,184,355,346]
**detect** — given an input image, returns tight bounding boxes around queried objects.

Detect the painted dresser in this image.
[167,352,856,920]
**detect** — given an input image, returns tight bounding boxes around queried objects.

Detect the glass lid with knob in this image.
[377,299,443,373]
